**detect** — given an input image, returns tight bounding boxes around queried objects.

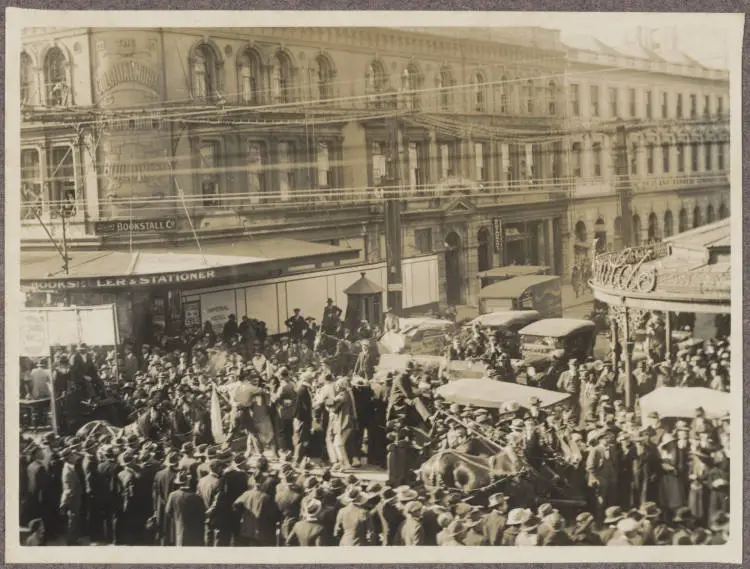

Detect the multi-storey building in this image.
[18,26,730,334]
[19,26,570,314]
[562,28,730,272]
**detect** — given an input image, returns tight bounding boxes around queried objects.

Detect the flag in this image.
[210,386,226,444]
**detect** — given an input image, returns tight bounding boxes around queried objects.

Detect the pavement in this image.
[561,284,594,320]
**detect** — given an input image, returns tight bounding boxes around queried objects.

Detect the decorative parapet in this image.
[591,244,731,299]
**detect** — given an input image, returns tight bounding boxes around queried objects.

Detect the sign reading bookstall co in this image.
[23,269,217,291]
[94,217,177,235]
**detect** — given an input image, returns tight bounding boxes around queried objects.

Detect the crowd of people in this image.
[18,300,732,547]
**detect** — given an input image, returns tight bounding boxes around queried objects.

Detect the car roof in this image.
[518,318,595,337]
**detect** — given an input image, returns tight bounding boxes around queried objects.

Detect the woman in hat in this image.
[657,434,687,518]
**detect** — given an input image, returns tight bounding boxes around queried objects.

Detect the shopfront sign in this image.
[94,217,176,235]
[23,269,217,291]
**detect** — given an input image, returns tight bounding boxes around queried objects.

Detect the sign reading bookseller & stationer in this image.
[24,269,217,291]
[94,217,176,235]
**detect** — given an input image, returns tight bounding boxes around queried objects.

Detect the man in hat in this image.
[570,512,602,545]
[198,459,230,546]
[334,486,373,545]
[165,471,205,546]
[462,507,487,546]
[586,430,618,520]
[540,512,572,546]
[557,359,581,401]
[322,298,343,335]
[153,452,180,545]
[629,432,659,509]
[371,487,402,546]
[114,451,141,545]
[607,517,642,546]
[599,506,625,544]
[501,507,529,545]
[671,507,696,545]
[287,498,330,546]
[292,370,314,465]
[482,493,509,545]
[59,445,83,545]
[285,309,309,343]
[25,445,52,531]
[272,367,298,453]
[395,500,425,546]
[233,475,280,546]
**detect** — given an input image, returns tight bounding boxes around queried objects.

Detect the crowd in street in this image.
[18,301,732,547]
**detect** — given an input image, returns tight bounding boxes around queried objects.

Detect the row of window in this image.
[575,204,729,248]
[570,140,728,177]
[569,84,726,121]
[20,47,70,107]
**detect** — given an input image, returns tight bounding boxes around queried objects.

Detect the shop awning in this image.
[21,238,360,291]
[478,275,559,299]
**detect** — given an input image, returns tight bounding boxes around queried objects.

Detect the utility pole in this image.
[382,115,403,314]
[614,124,634,248]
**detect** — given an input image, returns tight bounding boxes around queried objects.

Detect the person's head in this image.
[28,518,45,541]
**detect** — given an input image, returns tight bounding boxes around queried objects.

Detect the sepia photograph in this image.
[4,8,744,564]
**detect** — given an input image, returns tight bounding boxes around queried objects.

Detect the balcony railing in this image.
[591,244,730,299]
[631,172,729,193]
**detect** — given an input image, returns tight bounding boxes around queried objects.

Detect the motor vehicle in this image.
[477,275,562,318]
[518,318,597,366]
[466,310,542,358]
[379,317,456,356]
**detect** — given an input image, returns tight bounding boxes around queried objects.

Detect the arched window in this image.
[647,212,659,242]
[664,210,674,238]
[237,49,261,104]
[44,47,68,107]
[477,227,492,272]
[632,214,642,246]
[613,216,623,250]
[312,54,333,101]
[401,63,421,110]
[575,221,588,244]
[706,204,715,223]
[192,43,221,100]
[272,51,294,104]
[524,80,534,114]
[678,208,688,233]
[547,80,557,115]
[438,67,453,111]
[366,60,387,92]
[693,205,702,228]
[472,72,486,112]
[718,203,728,219]
[21,52,34,106]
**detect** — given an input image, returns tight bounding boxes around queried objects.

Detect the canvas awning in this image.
[639,387,731,421]
[436,378,570,409]
[21,238,360,292]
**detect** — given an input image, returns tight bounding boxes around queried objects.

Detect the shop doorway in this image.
[444,231,462,306]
